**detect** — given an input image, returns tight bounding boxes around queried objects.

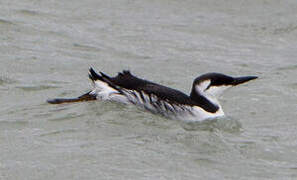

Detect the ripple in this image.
[273,24,297,35]
[0,19,14,25]
[0,77,16,85]
[16,85,59,91]
[194,157,218,165]
[43,80,69,85]
[17,9,39,16]
[39,128,79,137]
[180,117,242,133]
[288,83,297,90]
[111,48,152,60]
[48,113,85,121]
[276,65,297,71]
[245,23,297,36]
[72,43,102,52]
[0,120,28,129]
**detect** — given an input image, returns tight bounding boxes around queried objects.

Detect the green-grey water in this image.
[1,0,297,179]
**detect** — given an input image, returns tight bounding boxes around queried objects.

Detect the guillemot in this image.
[48,68,257,122]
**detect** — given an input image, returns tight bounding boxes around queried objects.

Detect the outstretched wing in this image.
[89,68,193,105]
[88,67,193,105]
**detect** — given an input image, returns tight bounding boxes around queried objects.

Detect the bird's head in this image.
[192,73,258,98]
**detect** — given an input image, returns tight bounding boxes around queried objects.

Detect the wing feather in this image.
[89,68,194,105]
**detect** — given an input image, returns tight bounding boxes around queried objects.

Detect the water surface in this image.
[1,0,297,179]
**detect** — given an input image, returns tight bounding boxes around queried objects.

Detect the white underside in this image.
[90,80,225,122]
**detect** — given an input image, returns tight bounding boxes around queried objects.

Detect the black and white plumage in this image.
[48,68,257,122]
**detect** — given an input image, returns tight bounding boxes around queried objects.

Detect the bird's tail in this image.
[47,67,109,104]
[47,91,96,104]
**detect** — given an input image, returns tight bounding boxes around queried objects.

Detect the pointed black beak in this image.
[232,76,258,86]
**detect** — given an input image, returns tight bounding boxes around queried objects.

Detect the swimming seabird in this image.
[48,68,257,122]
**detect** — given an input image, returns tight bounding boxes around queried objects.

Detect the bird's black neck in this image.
[190,89,219,113]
